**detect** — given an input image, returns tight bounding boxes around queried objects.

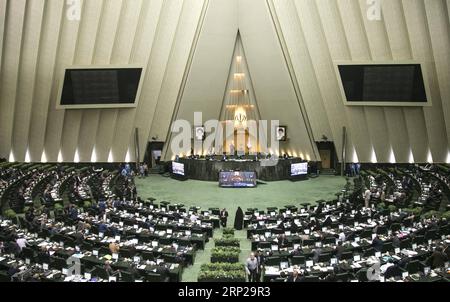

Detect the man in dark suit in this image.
[427,246,448,269]
[254,250,264,282]
[220,208,229,228]
[335,241,345,260]
[278,234,288,248]
[287,269,304,282]
[372,235,384,252]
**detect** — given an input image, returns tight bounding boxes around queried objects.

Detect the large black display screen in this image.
[219,171,257,188]
[338,64,427,103]
[60,68,143,106]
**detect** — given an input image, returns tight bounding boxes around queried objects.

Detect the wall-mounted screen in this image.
[291,163,308,176]
[172,162,185,176]
[336,63,429,106]
[219,171,257,188]
[58,67,143,109]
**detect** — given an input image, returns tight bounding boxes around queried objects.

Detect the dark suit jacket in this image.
[335,245,345,259]
[428,251,448,269]
[287,275,304,282]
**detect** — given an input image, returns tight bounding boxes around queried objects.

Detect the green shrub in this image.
[403,207,423,216]
[211,247,241,263]
[83,200,92,209]
[222,228,235,236]
[200,263,244,272]
[421,210,442,219]
[376,202,386,210]
[54,203,64,213]
[198,269,246,282]
[198,263,246,282]
[442,211,450,220]
[214,237,240,248]
[388,205,397,213]
[3,209,17,219]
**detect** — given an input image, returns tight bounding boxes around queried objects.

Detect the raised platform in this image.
[179,157,307,181]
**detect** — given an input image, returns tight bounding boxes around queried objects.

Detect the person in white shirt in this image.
[16,237,28,252]
[338,232,346,242]
[381,260,394,274]
[190,214,198,223]
[364,188,371,208]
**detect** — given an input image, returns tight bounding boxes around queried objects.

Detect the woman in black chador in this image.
[234,207,244,230]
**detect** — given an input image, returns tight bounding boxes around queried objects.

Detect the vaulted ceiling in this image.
[0,0,449,163]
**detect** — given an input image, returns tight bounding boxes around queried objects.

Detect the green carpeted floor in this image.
[135,175,348,281]
[135,175,347,215]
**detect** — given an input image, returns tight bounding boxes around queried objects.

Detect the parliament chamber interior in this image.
[0,0,449,289]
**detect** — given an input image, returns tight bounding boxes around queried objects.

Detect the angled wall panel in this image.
[424,0,450,149]
[43,0,83,162]
[150,0,207,160]
[27,0,65,162]
[403,0,448,163]
[60,0,104,162]
[0,0,27,159]
[238,0,317,160]
[11,0,45,162]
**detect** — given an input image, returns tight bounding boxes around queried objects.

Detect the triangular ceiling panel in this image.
[165,0,319,161]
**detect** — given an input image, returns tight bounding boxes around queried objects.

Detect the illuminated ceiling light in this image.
[226,104,254,109]
[236,56,242,63]
[125,149,131,163]
[427,149,433,163]
[91,147,97,163]
[8,150,15,163]
[230,89,249,94]
[57,150,63,163]
[108,150,114,163]
[389,148,396,164]
[234,73,245,77]
[408,149,415,164]
[74,149,80,163]
[41,150,48,163]
[371,148,377,163]
[25,148,31,163]
[306,154,311,161]
[446,151,450,164]
[234,107,247,129]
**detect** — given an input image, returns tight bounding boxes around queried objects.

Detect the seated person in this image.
[109,241,120,255]
[372,235,383,252]
[427,246,448,269]
[335,241,345,260]
[104,261,121,278]
[286,268,304,282]
[98,221,108,234]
